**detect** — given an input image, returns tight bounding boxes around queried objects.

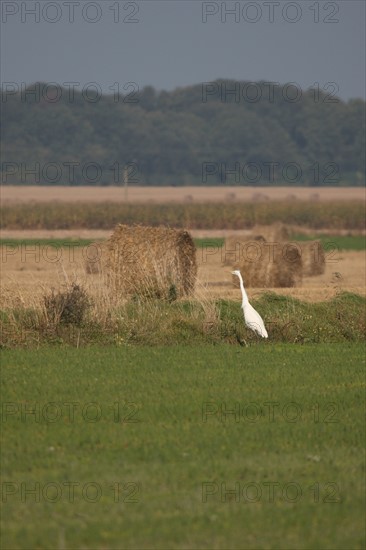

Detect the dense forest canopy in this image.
[1,80,365,186]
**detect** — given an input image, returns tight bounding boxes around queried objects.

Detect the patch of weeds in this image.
[44,283,92,326]
[168,284,178,303]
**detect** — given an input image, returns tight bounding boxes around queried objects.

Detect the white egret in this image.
[232,270,268,338]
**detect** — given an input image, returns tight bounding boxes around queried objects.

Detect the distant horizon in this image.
[2,78,365,103]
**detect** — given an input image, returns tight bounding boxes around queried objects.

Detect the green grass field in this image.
[1,234,364,251]
[289,233,366,251]
[0,238,99,247]
[1,344,365,549]
[1,229,365,547]
[0,238,225,249]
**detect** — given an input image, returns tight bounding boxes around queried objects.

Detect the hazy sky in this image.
[1,0,365,100]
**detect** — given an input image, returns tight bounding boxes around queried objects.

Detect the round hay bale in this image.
[84,242,107,274]
[252,222,290,242]
[105,224,197,299]
[232,241,302,288]
[223,223,288,267]
[223,236,242,266]
[299,240,325,276]
[223,235,265,266]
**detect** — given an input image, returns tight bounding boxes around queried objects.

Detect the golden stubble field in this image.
[1,236,365,309]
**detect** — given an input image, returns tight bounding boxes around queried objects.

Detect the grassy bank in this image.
[1,291,365,349]
[1,343,365,549]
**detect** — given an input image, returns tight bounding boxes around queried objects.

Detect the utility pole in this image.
[123,164,128,202]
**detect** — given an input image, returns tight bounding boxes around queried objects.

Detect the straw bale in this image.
[252,222,290,242]
[84,242,107,274]
[223,234,266,266]
[223,235,244,266]
[103,224,197,299]
[299,240,325,276]
[223,224,289,266]
[232,240,303,288]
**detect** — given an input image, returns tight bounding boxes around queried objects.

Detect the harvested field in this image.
[2,185,365,204]
[1,240,364,307]
[198,247,365,302]
[0,228,365,240]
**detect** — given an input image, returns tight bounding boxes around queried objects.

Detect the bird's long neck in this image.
[238,273,249,307]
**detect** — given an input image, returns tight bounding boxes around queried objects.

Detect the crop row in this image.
[1,201,364,230]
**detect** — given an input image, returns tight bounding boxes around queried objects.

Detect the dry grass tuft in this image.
[44,283,92,326]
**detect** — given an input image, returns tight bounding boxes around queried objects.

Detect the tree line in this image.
[1,80,364,186]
